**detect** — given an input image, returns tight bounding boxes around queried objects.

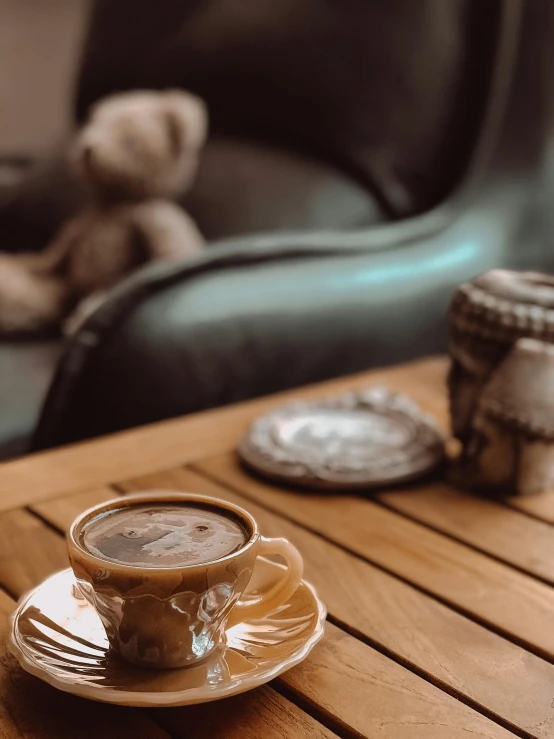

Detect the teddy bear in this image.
[0,89,207,335]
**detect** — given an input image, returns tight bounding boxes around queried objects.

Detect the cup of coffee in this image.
[68,491,303,669]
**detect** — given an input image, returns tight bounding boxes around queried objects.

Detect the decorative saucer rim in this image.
[8,567,326,707]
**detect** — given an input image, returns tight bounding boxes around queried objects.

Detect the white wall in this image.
[0,0,91,155]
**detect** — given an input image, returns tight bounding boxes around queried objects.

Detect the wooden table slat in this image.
[508,492,554,524]
[116,468,554,738]
[32,486,117,532]
[282,621,514,739]
[1,354,552,737]
[0,590,14,618]
[377,482,554,583]
[197,455,554,663]
[24,482,513,738]
[0,509,69,597]
[151,686,340,739]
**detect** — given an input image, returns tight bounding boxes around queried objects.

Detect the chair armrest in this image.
[32,173,547,450]
[32,0,554,449]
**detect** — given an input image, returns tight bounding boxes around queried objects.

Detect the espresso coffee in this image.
[80,503,249,568]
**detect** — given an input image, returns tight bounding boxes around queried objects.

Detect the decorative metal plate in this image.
[238,386,445,490]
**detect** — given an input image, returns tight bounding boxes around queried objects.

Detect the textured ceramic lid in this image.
[238,386,445,490]
[449,269,554,344]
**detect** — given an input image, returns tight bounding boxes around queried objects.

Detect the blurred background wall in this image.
[0,0,91,156]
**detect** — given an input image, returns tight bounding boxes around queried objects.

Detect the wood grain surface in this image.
[32,486,116,532]
[27,477,514,738]
[0,591,14,617]
[1,355,551,738]
[509,491,554,524]
[0,508,68,596]
[150,686,339,739]
[377,482,554,582]
[198,455,554,662]
[282,621,513,739]
[119,467,554,738]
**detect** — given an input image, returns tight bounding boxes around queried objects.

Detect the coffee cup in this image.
[68,491,303,669]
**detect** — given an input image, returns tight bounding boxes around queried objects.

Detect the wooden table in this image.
[0,356,553,738]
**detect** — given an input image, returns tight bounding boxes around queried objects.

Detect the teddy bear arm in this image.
[131,201,204,262]
[0,255,70,334]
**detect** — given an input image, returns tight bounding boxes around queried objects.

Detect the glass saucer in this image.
[8,559,325,707]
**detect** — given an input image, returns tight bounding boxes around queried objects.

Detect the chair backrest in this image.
[74,0,499,217]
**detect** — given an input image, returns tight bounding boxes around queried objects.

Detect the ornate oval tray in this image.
[238,386,445,490]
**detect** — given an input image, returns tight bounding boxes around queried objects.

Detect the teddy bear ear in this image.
[163,91,208,155]
[86,91,125,119]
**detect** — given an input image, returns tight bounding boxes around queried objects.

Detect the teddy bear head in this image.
[72,90,208,202]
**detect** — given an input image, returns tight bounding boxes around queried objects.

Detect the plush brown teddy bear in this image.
[0,89,207,335]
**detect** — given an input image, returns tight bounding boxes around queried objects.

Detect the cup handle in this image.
[227,537,303,627]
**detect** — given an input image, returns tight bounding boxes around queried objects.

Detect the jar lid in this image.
[238,386,445,490]
[449,270,554,345]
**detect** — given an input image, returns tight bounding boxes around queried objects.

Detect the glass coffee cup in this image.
[68,491,303,669]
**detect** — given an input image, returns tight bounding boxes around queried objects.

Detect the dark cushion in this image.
[0,340,63,459]
[0,136,387,254]
[184,137,387,240]
[76,0,497,216]
[30,223,505,448]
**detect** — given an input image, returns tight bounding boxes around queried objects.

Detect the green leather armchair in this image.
[1,0,553,458]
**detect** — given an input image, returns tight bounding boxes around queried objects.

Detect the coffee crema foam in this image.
[81,504,249,567]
